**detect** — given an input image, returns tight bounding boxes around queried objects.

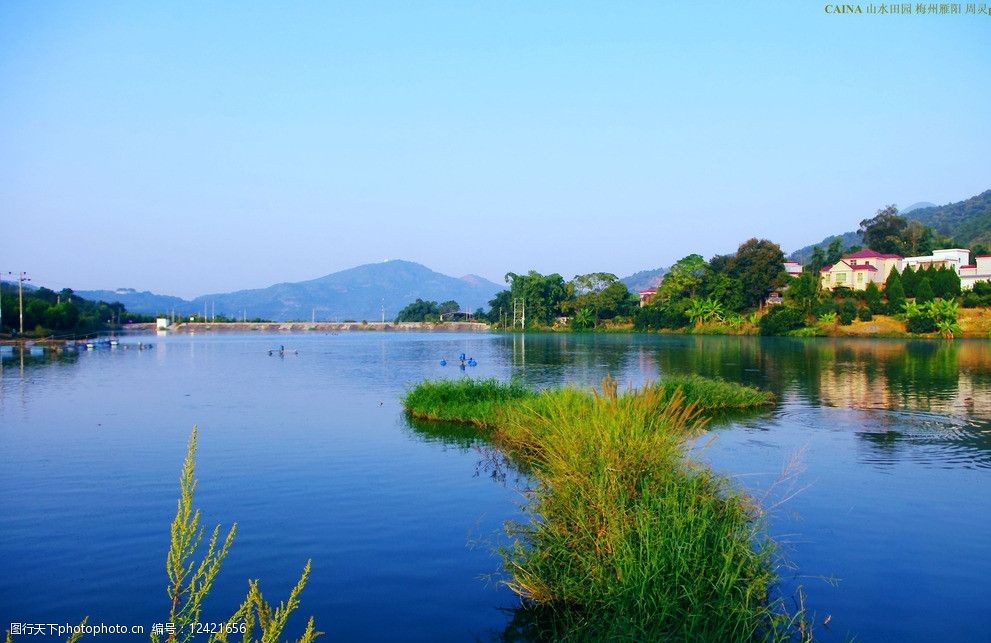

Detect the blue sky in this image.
[2,2,988,298]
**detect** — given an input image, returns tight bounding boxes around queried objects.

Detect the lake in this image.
[1,332,989,641]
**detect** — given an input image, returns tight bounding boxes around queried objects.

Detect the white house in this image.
[821,249,901,291]
[960,255,991,290]
[783,261,802,278]
[900,248,970,274]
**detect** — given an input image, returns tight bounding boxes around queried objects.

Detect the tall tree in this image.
[859,204,908,255]
[656,254,708,302]
[566,272,630,323]
[825,238,845,265]
[729,238,787,309]
[808,246,827,273]
[885,270,906,312]
[504,271,569,327]
[915,277,935,304]
[901,265,918,298]
[785,271,821,317]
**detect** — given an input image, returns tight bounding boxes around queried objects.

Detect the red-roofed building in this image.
[821,249,901,291]
[638,289,657,307]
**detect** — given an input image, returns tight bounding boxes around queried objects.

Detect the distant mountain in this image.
[75,288,194,317]
[788,231,861,264]
[902,201,936,213]
[81,261,503,322]
[620,267,667,292]
[789,190,991,263]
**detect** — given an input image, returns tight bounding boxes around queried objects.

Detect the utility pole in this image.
[381,299,385,323]
[9,272,30,335]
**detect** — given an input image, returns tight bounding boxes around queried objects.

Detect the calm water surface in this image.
[1,332,989,641]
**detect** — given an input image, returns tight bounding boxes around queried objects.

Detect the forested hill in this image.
[906,190,991,247]
[789,189,991,262]
[620,267,667,292]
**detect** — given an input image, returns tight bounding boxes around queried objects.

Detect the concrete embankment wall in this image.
[155,321,490,333]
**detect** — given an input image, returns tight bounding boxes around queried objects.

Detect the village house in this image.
[783,261,802,278]
[901,248,970,273]
[638,289,656,307]
[821,247,990,291]
[820,249,901,291]
[960,255,991,290]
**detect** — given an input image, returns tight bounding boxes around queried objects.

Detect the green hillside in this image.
[906,189,991,247]
[790,189,991,262]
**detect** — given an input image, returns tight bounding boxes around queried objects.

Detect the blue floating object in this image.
[459,353,466,361]
[440,359,447,366]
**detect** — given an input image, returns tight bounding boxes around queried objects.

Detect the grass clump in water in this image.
[404,376,791,640]
[402,377,534,427]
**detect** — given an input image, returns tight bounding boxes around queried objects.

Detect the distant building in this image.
[901,248,970,274]
[783,261,803,278]
[960,255,991,290]
[638,289,657,307]
[156,318,170,329]
[821,249,901,291]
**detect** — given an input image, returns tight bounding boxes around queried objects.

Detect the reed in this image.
[404,376,791,640]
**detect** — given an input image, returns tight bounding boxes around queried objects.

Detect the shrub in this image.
[864,282,884,314]
[906,315,937,333]
[758,306,806,335]
[858,308,873,321]
[915,277,935,304]
[839,299,857,325]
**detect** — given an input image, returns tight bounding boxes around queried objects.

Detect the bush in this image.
[812,301,838,318]
[865,282,884,314]
[858,308,873,321]
[634,300,690,330]
[839,299,857,325]
[758,306,806,335]
[906,315,937,333]
[916,277,935,304]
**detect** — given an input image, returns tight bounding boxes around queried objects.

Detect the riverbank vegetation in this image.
[403,377,798,640]
[452,202,991,338]
[0,284,155,338]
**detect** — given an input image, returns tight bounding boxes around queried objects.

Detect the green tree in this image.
[915,276,935,304]
[808,246,827,273]
[825,238,845,265]
[396,299,440,322]
[487,290,514,327]
[901,265,918,298]
[656,255,707,302]
[565,273,632,324]
[570,307,594,330]
[859,204,907,254]
[438,300,460,316]
[729,238,787,309]
[902,220,937,256]
[699,271,745,313]
[864,282,884,314]
[886,270,906,312]
[785,271,821,316]
[504,271,569,328]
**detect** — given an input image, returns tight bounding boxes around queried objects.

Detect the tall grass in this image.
[401,377,534,426]
[404,376,793,640]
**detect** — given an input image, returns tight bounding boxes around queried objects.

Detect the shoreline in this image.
[134,321,491,333]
